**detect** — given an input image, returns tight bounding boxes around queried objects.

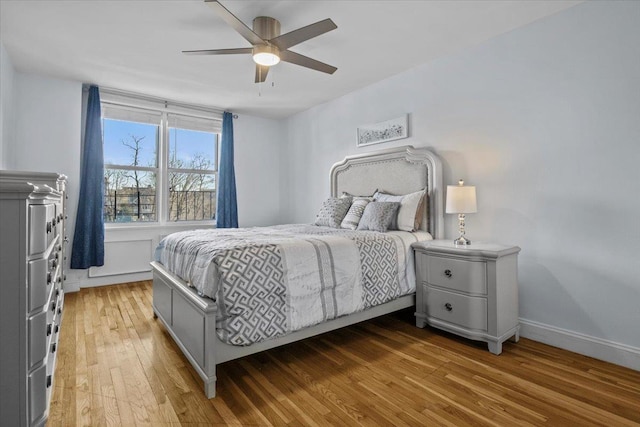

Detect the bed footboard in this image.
[151,261,218,398]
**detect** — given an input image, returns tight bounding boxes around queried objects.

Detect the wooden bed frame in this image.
[151,145,444,398]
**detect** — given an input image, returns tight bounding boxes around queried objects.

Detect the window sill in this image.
[105,221,216,232]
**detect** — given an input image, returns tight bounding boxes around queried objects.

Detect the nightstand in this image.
[412,240,521,355]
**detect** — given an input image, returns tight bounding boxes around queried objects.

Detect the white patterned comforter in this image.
[155,224,432,345]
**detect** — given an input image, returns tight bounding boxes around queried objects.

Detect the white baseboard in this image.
[520,318,640,372]
[63,271,153,292]
[63,281,81,293]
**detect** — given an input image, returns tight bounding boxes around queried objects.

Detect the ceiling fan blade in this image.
[280,50,337,75]
[255,64,270,83]
[205,0,265,46]
[270,18,337,50]
[182,47,253,55]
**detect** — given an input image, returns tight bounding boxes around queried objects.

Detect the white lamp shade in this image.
[446,184,477,214]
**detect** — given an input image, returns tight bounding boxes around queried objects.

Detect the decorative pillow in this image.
[340,198,371,230]
[397,190,426,232]
[373,191,403,229]
[314,197,353,228]
[357,202,401,232]
[374,189,426,231]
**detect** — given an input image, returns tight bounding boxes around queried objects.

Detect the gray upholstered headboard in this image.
[330,145,444,238]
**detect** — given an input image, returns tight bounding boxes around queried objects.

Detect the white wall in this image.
[7,71,284,289]
[0,43,16,169]
[283,1,640,369]
[10,73,84,285]
[235,114,284,226]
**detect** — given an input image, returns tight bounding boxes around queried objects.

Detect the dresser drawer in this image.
[426,255,487,294]
[29,205,48,255]
[28,310,48,369]
[28,258,51,313]
[425,286,487,331]
[28,363,48,426]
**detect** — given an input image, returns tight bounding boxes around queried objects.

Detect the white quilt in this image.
[155,224,431,345]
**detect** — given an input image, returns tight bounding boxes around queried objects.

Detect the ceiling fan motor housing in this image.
[253,16,281,40]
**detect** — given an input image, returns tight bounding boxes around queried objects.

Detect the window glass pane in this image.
[103,119,158,167]
[169,127,216,171]
[169,172,216,221]
[104,168,157,223]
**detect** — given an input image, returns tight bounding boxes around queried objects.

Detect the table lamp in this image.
[445,179,477,246]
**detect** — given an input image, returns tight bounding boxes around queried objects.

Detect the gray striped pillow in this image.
[340,198,371,230]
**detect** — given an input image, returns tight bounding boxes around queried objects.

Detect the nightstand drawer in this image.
[425,286,487,331]
[426,255,486,294]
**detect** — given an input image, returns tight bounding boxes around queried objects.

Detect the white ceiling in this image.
[1,0,580,119]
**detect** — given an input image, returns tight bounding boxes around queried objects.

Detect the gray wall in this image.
[283,1,640,365]
[0,44,16,169]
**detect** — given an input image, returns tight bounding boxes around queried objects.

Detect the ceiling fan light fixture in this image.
[252,44,280,66]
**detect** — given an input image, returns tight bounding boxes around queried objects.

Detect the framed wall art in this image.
[357,115,408,147]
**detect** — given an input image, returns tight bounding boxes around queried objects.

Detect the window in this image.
[101,98,220,224]
[168,115,217,221]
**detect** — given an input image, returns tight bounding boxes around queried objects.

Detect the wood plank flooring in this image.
[48,281,640,426]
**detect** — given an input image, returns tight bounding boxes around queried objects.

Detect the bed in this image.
[151,145,444,398]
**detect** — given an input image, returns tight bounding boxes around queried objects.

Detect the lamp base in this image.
[453,236,471,246]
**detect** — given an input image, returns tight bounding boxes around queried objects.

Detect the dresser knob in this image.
[445,303,453,312]
[51,343,57,353]
[47,273,52,284]
[55,325,59,334]
[46,324,52,336]
[444,269,452,278]
[46,375,52,388]
[51,301,56,312]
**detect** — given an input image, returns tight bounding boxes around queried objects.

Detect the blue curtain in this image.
[71,85,105,268]
[215,111,238,228]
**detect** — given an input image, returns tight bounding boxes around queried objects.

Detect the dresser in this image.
[413,240,520,355]
[0,171,67,427]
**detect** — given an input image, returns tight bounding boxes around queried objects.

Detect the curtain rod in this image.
[83,84,238,118]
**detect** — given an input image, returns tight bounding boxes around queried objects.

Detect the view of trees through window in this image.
[168,127,217,221]
[103,114,217,223]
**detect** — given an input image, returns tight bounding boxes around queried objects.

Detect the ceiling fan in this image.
[183,0,338,83]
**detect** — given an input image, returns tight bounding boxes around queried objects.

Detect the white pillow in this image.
[374,189,426,231]
[397,190,426,231]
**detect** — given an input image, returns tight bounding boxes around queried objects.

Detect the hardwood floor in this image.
[48,281,640,426]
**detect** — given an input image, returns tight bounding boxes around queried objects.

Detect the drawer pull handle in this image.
[444,269,452,278]
[46,375,52,388]
[51,301,56,312]
[47,273,52,284]
[54,325,59,334]
[51,343,57,354]
[47,324,52,336]
[445,303,453,312]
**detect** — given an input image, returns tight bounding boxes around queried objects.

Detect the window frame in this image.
[101,95,221,228]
